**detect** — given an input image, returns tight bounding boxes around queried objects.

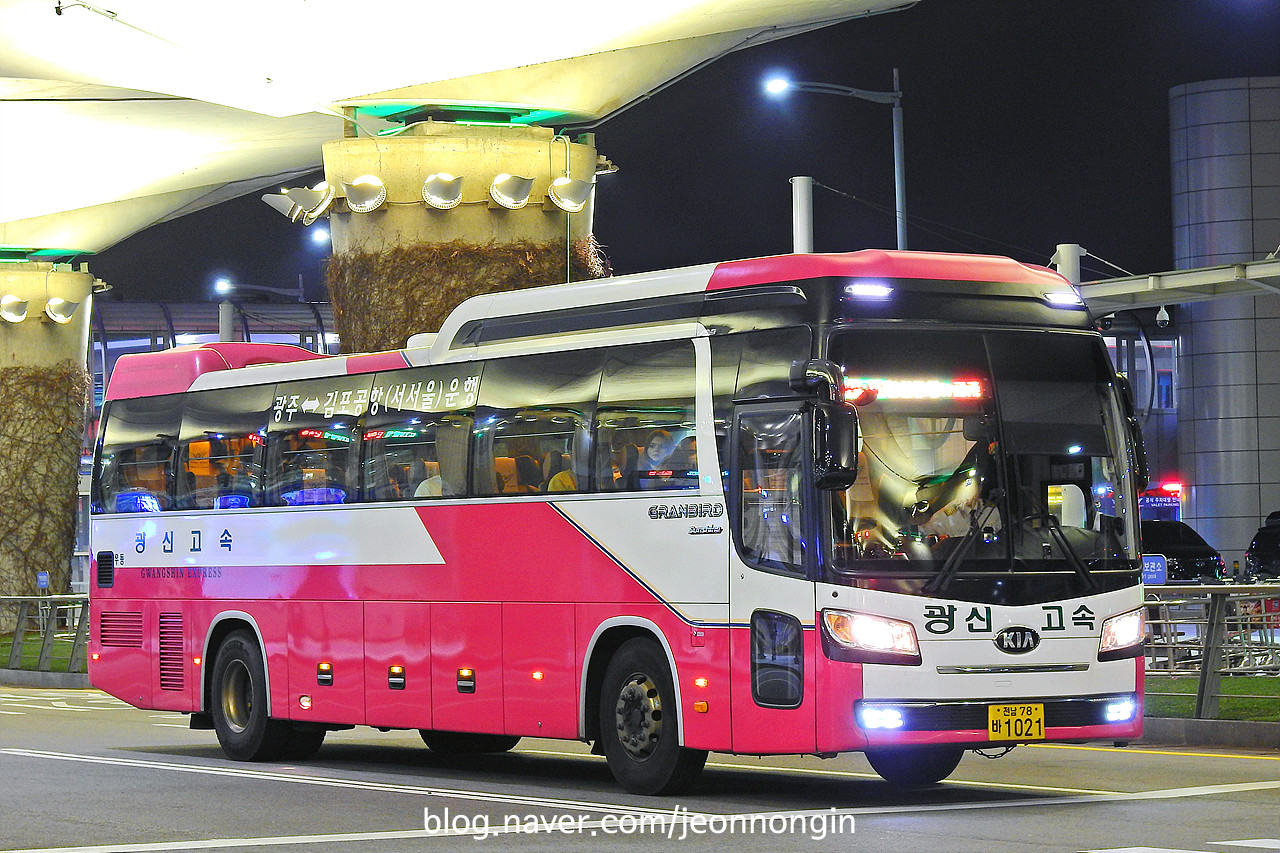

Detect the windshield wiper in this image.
[923,490,1003,596]
[1019,511,1100,592]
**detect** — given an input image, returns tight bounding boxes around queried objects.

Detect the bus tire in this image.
[597,638,707,795]
[282,725,327,760]
[418,731,521,753]
[210,630,290,762]
[864,745,965,787]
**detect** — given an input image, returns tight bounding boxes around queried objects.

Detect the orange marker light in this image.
[531,670,545,681]
[90,652,100,661]
[693,677,709,689]
[693,701,709,713]
[193,656,202,667]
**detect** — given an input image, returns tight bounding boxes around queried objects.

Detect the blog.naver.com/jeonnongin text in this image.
[423,805,855,842]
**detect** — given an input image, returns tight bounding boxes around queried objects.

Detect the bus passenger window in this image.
[366,364,482,500]
[472,350,602,496]
[266,376,371,506]
[597,342,697,492]
[174,385,274,510]
[94,394,183,513]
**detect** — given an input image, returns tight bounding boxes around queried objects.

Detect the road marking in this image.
[517,747,1121,795]
[5,747,1279,819]
[0,749,714,818]
[1032,743,1280,762]
[1083,845,1280,853]
[1081,848,1213,852]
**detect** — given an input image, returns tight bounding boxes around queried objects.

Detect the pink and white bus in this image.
[90,250,1147,794]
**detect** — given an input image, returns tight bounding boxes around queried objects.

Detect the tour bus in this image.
[89,250,1147,795]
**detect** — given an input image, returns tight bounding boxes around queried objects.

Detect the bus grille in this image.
[887,696,1122,730]
[158,613,184,691]
[98,611,143,648]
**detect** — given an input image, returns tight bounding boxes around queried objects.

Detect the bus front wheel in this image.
[597,638,707,795]
[864,745,965,787]
[210,630,290,761]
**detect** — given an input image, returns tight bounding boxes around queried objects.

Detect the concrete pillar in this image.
[0,263,94,601]
[321,122,607,353]
[1170,77,1280,567]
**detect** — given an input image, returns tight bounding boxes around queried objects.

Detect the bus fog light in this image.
[857,704,905,730]
[1105,698,1136,723]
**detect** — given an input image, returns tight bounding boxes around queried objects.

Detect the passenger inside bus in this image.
[628,429,675,490]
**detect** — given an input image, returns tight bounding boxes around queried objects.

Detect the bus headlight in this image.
[821,609,921,666]
[1098,607,1145,661]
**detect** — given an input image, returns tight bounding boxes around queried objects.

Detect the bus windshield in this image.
[825,328,1140,603]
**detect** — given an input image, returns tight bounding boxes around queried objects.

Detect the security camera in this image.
[1099,314,1114,331]
[1155,305,1170,329]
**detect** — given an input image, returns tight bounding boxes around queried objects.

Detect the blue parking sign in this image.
[1142,554,1167,585]
[35,570,49,590]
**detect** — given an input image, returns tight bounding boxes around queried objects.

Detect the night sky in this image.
[89,0,1280,304]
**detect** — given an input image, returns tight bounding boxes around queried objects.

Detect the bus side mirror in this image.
[790,358,842,403]
[1114,375,1150,490]
[813,402,859,491]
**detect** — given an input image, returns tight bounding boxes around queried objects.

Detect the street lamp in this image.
[765,70,907,250]
[214,277,304,343]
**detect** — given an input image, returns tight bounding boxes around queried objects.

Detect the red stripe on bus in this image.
[706,250,1066,291]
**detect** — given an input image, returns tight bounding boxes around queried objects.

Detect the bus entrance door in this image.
[728,405,817,754]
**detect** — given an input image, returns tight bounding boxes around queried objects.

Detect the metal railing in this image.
[1,595,89,674]
[1145,584,1280,718]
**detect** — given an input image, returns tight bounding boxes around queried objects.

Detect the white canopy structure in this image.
[0,0,914,257]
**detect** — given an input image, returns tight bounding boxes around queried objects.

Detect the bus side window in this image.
[596,341,697,492]
[366,365,483,500]
[175,386,274,510]
[94,394,184,513]
[266,376,371,506]
[471,350,602,496]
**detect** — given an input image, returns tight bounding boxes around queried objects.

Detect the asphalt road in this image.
[0,687,1276,853]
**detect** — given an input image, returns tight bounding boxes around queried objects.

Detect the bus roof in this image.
[104,342,330,401]
[103,251,1075,400]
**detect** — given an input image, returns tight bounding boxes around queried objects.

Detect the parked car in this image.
[1140,519,1226,583]
[1244,511,1280,581]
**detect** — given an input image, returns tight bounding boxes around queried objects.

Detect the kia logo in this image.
[994,626,1040,655]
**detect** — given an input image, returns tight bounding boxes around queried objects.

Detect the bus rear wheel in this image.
[864,745,965,787]
[419,731,521,753]
[210,630,290,761]
[597,638,707,795]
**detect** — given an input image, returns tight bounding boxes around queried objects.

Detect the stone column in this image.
[0,263,94,604]
[1170,78,1280,567]
[322,122,608,353]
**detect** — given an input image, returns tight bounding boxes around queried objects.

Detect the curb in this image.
[1138,717,1280,750]
[0,669,90,689]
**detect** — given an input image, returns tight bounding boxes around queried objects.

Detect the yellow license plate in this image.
[987,703,1045,741]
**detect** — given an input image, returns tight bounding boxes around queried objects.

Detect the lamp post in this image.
[765,70,907,251]
[214,277,304,343]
